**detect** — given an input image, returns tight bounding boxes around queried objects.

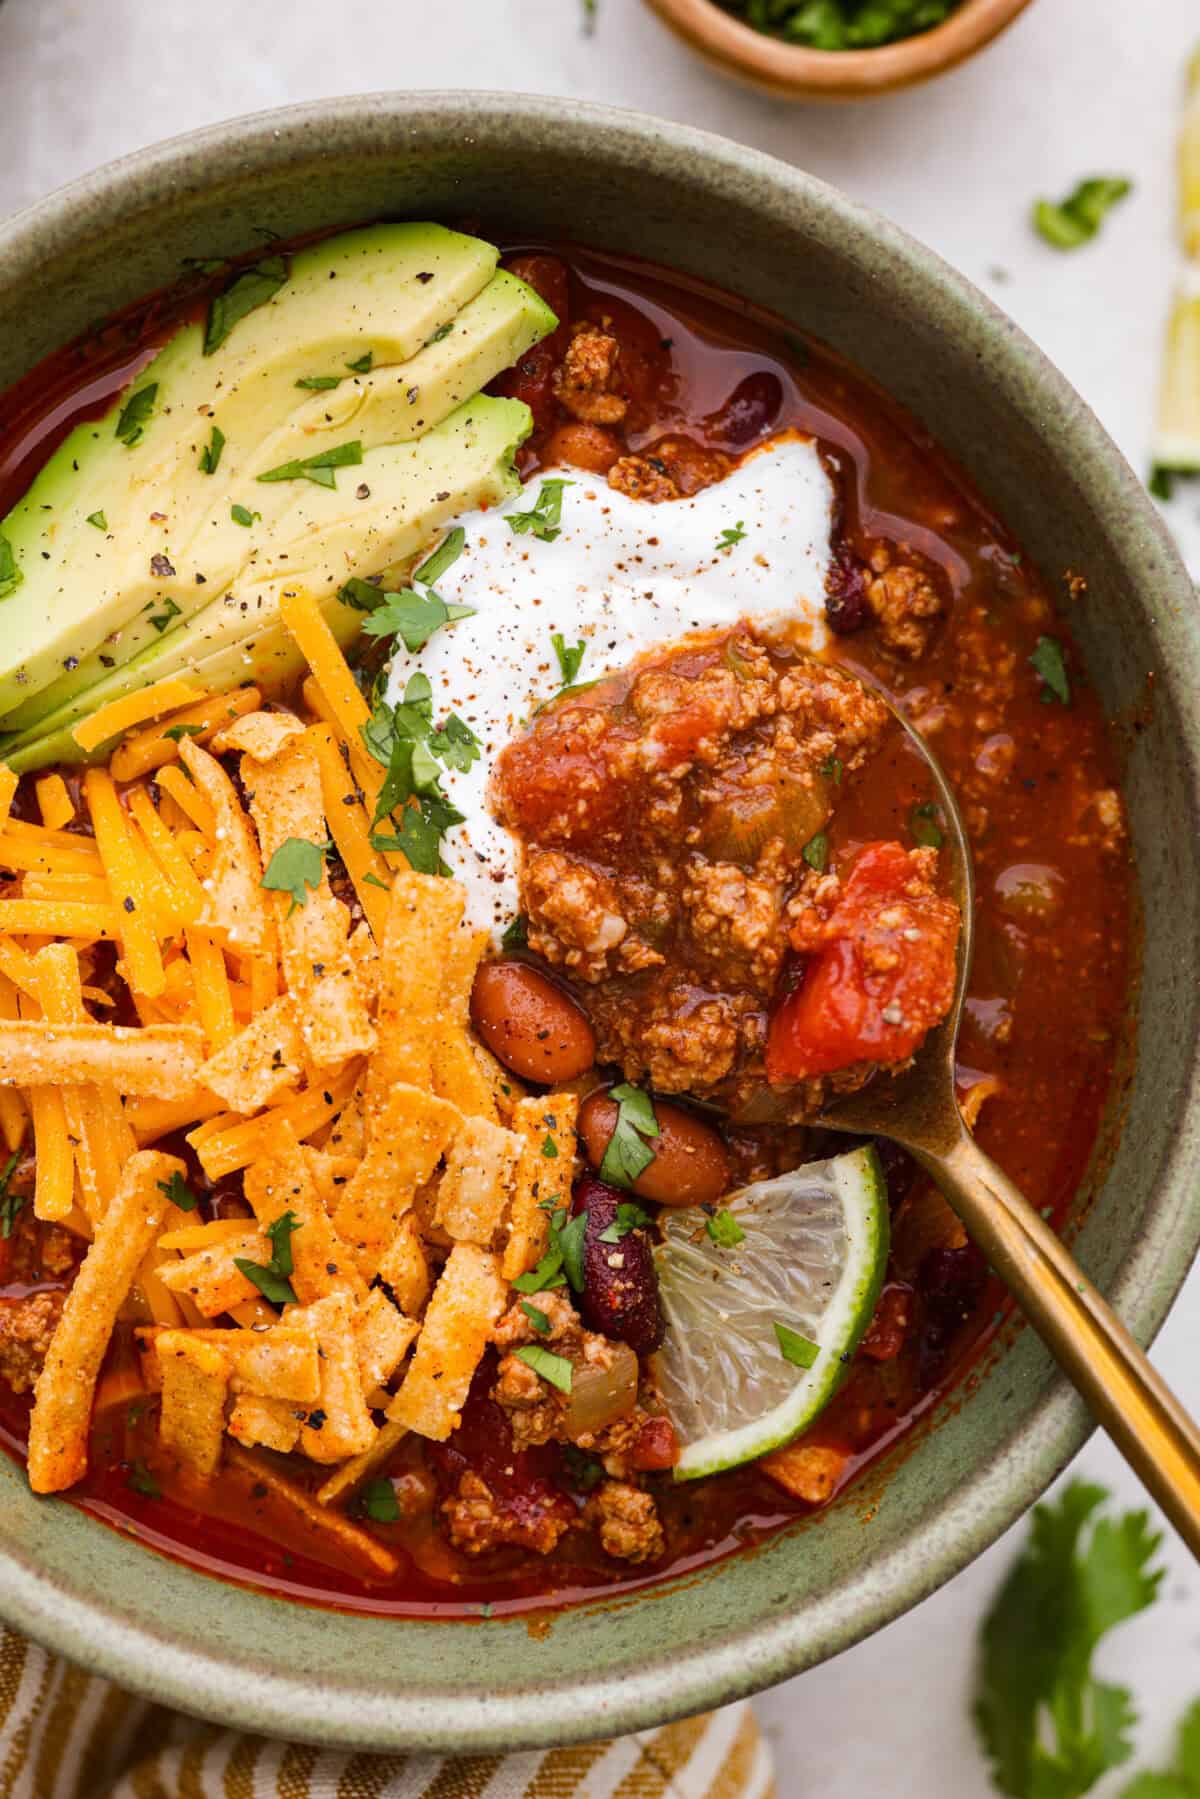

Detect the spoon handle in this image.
[916,1125,1200,1558]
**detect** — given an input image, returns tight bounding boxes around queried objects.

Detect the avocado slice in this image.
[4,265,555,732]
[0,222,509,720]
[4,394,531,771]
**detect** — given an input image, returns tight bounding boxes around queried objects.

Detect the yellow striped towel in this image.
[0,1627,774,1799]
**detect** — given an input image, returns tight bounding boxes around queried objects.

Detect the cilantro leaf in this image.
[515,1343,573,1393]
[295,374,342,390]
[716,520,746,552]
[338,576,385,612]
[1031,636,1071,705]
[265,1210,300,1278]
[1149,467,1175,503]
[802,831,829,873]
[156,1170,198,1213]
[346,350,374,374]
[598,1201,653,1244]
[1120,1700,1200,1797]
[598,1083,660,1189]
[359,1478,400,1523]
[511,1244,566,1293]
[1034,178,1132,251]
[86,511,108,532]
[706,1209,745,1248]
[428,714,480,773]
[413,527,466,587]
[501,914,528,951]
[198,425,225,475]
[973,1481,1163,1799]
[204,256,288,355]
[361,587,475,651]
[910,802,944,849]
[0,1150,25,1238]
[115,384,158,447]
[774,1322,820,1369]
[552,633,587,688]
[126,1460,161,1499]
[520,1300,552,1334]
[0,533,23,602]
[234,1210,301,1308]
[230,503,260,528]
[371,801,456,875]
[820,754,843,784]
[507,478,573,543]
[554,1209,588,1294]
[163,723,204,743]
[257,440,363,489]
[260,836,329,913]
[562,1444,605,1490]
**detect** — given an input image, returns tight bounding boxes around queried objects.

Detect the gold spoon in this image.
[775,708,1200,1555]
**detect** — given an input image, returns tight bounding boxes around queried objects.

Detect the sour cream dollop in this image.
[383,431,836,933]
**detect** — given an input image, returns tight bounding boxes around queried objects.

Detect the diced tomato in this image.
[766,841,959,1081]
[859,1283,913,1362]
[629,1416,679,1471]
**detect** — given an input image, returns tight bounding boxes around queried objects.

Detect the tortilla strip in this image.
[28,1149,178,1492]
[178,738,274,953]
[501,1093,580,1282]
[0,1020,204,1097]
[199,994,304,1113]
[292,1293,377,1463]
[355,1289,419,1394]
[374,1214,431,1317]
[186,1058,362,1180]
[431,922,496,1122]
[157,1226,272,1317]
[233,1325,321,1404]
[157,1331,230,1478]
[243,1122,365,1305]
[435,1115,522,1248]
[387,1244,506,1443]
[244,729,375,1067]
[211,709,306,761]
[331,1083,459,1272]
[227,1394,303,1455]
[367,875,465,1106]
[315,1418,408,1510]
[223,1439,398,1576]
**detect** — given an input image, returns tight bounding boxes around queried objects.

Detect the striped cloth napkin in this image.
[0,1627,775,1799]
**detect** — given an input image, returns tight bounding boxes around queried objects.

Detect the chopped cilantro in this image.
[820,754,843,784]
[295,374,341,390]
[156,1170,198,1213]
[599,1083,660,1189]
[371,800,456,876]
[257,440,363,489]
[706,1209,745,1249]
[598,1200,653,1244]
[163,723,204,742]
[230,503,260,528]
[515,1343,573,1393]
[359,1478,401,1523]
[338,576,384,612]
[428,714,480,774]
[198,425,225,475]
[204,256,289,355]
[362,872,390,892]
[362,587,475,653]
[554,1209,588,1294]
[1149,466,1176,502]
[86,510,108,532]
[802,831,829,873]
[0,1150,24,1238]
[413,527,466,586]
[260,836,329,913]
[147,596,182,636]
[126,1460,161,1499]
[973,1481,1163,1798]
[1033,178,1132,251]
[910,802,944,849]
[511,1243,567,1293]
[507,478,573,543]
[346,350,374,374]
[1030,636,1071,704]
[775,1321,820,1369]
[501,914,528,951]
[234,1209,301,1307]
[115,384,158,447]
[541,1136,559,1159]
[427,321,454,344]
[0,533,21,602]
[552,633,587,688]
[562,1444,605,1490]
[520,1300,552,1334]
[716,520,746,552]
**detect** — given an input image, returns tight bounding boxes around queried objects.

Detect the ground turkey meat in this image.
[863,541,945,659]
[585,1480,666,1564]
[442,1470,572,1557]
[0,1291,63,1396]
[553,324,627,425]
[495,627,890,1104]
[609,437,730,503]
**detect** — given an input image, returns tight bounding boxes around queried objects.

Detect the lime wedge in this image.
[1182,45,1200,259]
[1153,280,1200,477]
[654,1145,888,1482]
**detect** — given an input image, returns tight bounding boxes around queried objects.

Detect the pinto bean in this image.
[578,1090,730,1207]
[572,1173,664,1356]
[469,959,596,1084]
[542,421,622,475]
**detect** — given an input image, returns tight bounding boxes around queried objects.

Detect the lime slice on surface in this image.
[654,1144,889,1482]
[1181,45,1200,260]
[1153,280,1200,476]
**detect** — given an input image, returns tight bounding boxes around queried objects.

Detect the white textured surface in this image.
[0,0,1198,1789]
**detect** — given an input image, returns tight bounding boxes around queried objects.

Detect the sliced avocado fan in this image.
[0,222,555,746]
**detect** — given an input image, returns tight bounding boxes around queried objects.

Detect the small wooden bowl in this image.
[642,0,1035,99]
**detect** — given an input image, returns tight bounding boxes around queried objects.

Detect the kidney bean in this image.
[704,370,783,449]
[572,1173,664,1356]
[825,542,871,635]
[578,1089,730,1208]
[628,1415,680,1471]
[542,421,622,475]
[916,1242,987,1387]
[470,959,596,1084]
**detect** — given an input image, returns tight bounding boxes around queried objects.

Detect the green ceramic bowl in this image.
[0,93,1195,1753]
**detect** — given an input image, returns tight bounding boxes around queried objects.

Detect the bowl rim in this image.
[641,0,1036,97]
[0,88,1195,1751]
